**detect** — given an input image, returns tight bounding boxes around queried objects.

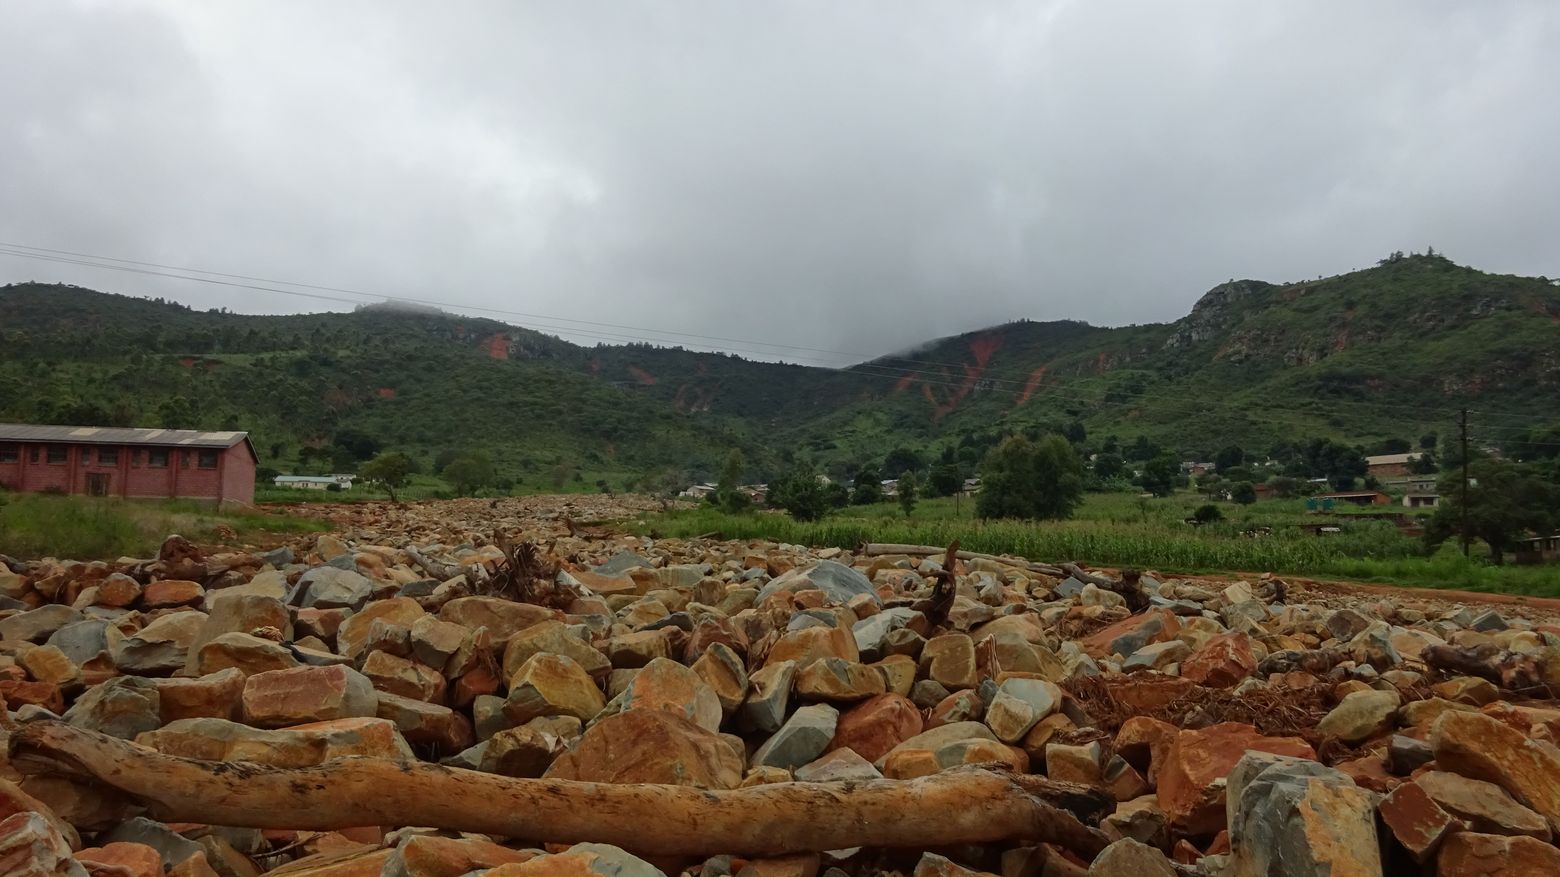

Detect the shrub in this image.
[1193,503,1223,524]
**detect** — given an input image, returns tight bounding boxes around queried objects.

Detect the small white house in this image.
[274,474,355,491]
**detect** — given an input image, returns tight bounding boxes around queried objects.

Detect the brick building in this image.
[0,424,258,506]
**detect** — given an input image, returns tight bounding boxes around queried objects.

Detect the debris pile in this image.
[3,496,1560,877]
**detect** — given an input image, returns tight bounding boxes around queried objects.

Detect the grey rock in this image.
[0,604,83,643]
[596,551,654,576]
[737,660,796,734]
[1227,754,1381,877]
[287,566,375,610]
[1470,610,1508,632]
[46,619,117,666]
[114,610,207,674]
[852,607,921,660]
[750,703,839,771]
[1054,576,1087,597]
[757,560,879,606]
[911,679,951,709]
[63,676,161,738]
[258,546,294,567]
[1386,735,1434,775]
[102,817,203,868]
[1087,838,1175,876]
[1325,608,1372,641]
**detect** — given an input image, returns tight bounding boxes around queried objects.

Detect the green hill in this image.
[3,252,1557,487]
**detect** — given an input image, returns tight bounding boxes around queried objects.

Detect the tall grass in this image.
[634,505,1560,597]
[0,492,328,560]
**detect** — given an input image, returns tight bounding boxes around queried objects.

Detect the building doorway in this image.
[86,473,110,497]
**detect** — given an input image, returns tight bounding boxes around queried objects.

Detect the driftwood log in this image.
[12,722,1110,858]
[861,544,1065,577]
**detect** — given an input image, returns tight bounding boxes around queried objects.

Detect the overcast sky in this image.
[3,1,1557,364]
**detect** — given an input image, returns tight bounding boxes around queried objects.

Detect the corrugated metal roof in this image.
[0,423,250,449]
[1365,453,1423,466]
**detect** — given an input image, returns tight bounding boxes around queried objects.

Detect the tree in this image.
[1419,433,1439,451]
[897,471,919,517]
[1426,460,1560,564]
[1126,436,1159,462]
[1138,453,1181,498]
[1231,481,1257,505]
[883,448,923,479]
[360,452,415,502]
[1376,438,1412,454]
[975,435,1084,520]
[770,462,831,522]
[1409,453,1439,475]
[433,448,462,474]
[852,464,883,505]
[928,462,963,497]
[1193,503,1224,523]
[1093,453,1125,481]
[1267,476,1301,498]
[442,451,495,496]
[1214,445,1244,472]
[714,450,750,513]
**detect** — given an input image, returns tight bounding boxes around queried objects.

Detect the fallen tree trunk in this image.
[861,544,1065,577]
[11,722,1109,858]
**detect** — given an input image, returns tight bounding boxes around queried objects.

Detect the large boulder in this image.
[63,676,161,739]
[113,611,207,675]
[502,621,609,682]
[831,693,923,763]
[1226,753,1382,876]
[504,654,606,725]
[756,561,878,606]
[241,665,378,728]
[599,657,722,732]
[751,704,839,771]
[1157,722,1316,836]
[439,597,557,641]
[544,710,742,789]
[1431,710,1560,835]
[287,567,376,611]
[336,597,424,659]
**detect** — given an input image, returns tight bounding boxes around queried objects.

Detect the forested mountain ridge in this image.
[2,252,1557,486]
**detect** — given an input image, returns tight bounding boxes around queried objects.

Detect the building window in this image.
[46,446,68,465]
[147,449,169,468]
[181,451,191,468]
[0,443,17,463]
[98,447,119,466]
[197,450,219,469]
[29,446,39,464]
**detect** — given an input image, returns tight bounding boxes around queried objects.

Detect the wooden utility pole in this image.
[1459,407,1470,557]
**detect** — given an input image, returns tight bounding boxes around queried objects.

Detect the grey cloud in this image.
[2,0,1557,362]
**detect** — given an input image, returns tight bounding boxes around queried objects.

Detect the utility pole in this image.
[1459,407,1470,557]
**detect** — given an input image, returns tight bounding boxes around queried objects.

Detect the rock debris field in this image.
[4,495,1560,876]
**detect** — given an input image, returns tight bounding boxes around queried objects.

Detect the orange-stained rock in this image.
[1438,832,1560,876]
[1099,674,1197,714]
[76,842,164,877]
[154,669,245,723]
[143,580,204,608]
[544,709,742,789]
[1335,754,1400,794]
[1115,716,1180,787]
[830,694,923,763]
[241,665,378,728]
[918,634,978,690]
[335,597,425,659]
[0,776,80,850]
[169,850,221,877]
[450,664,501,708]
[1379,781,1462,864]
[1431,710,1560,836]
[385,834,537,877]
[0,679,63,713]
[766,626,858,669]
[1180,632,1257,688]
[1157,722,1316,835]
[1081,609,1182,660]
[361,652,447,704]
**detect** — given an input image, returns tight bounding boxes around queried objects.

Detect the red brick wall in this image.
[0,442,252,503]
[220,444,257,506]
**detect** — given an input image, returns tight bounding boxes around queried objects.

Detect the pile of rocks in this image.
[2,497,1560,877]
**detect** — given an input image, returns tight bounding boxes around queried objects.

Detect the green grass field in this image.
[0,492,329,560]
[635,493,1560,597]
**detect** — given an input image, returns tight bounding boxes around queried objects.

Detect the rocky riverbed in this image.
[3,495,1560,876]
